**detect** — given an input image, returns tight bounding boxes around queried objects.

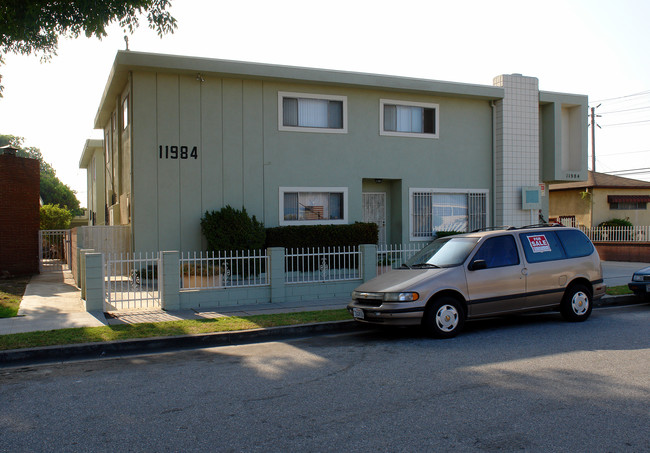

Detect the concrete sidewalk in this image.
[0,260,647,336]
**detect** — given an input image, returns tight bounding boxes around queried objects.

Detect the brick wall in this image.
[0,154,40,275]
[594,243,650,263]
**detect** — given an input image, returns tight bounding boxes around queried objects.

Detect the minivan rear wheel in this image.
[560,284,592,322]
[423,296,465,338]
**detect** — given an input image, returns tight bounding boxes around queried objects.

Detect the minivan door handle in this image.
[521,268,528,276]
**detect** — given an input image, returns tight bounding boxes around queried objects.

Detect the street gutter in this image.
[1,295,646,367]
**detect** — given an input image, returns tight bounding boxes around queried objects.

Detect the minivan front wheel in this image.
[423,297,465,338]
[560,284,592,322]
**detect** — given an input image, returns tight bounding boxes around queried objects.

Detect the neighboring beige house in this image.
[549,171,650,227]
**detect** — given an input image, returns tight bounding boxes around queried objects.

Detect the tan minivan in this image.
[348,225,606,338]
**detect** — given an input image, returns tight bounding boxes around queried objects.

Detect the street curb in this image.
[1,296,647,367]
[0,320,361,367]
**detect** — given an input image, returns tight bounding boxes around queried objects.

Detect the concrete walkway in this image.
[0,261,647,336]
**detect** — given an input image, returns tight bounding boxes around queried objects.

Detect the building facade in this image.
[84,51,588,253]
[549,171,650,227]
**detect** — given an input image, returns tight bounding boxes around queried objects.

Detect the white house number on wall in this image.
[159,145,198,160]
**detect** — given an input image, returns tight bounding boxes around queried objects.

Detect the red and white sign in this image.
[528,234,551,253]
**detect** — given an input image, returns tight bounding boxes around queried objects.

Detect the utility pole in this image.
[590,104,601,172]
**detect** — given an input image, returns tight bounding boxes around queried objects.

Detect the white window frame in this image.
[380,99,439,139]
[279,187,349,225]
[409,188,489,241]
[278,91,348,134]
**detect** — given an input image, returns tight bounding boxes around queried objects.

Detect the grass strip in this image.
[0,309,351,351]
[606,285,632,296]
[0,276,30,318]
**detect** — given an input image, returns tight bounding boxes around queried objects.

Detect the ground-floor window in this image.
[410,188,488,240]
[279,187,348,225]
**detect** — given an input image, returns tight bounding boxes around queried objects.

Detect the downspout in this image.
[490,100,497,227]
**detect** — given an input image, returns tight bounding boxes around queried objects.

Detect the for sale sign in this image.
[528,234,551,253]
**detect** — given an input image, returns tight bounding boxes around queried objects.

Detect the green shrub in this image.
[598,218,633,228]
[201,206,266,252]
[40,204,72,230]
[265,223,378,248]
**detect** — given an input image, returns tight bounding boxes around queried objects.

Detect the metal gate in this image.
[104,252,162,311]
[39,229,72,272]
[363,192,387,244]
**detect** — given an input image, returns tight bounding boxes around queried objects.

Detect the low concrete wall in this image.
[594,243,650,262]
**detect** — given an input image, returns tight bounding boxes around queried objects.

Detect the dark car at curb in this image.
[348,224,606,338]
[628,266,650,300]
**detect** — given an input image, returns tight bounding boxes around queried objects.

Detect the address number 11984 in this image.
[159,145,198,160]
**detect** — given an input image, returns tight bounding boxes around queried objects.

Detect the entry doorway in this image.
[363,192,387,244]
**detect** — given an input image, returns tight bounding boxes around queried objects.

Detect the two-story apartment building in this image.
[82,50,588,253]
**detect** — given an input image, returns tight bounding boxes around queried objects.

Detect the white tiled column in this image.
[493,74,540,226]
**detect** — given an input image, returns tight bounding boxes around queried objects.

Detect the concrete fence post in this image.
[359,244,378,282]
[84,252,104,312]
[78,248,94,300]
[269,247,286,302]
[160,251,180,310]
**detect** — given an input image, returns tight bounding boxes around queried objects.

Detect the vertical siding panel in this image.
[179,75,202,252]
[201,77,222,221]
[156,74,181,250]
[131,72,158,253]
[242,80,265,220]
[222,79,244,208]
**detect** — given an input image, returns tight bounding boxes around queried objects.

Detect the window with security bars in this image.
[411,190,487,240]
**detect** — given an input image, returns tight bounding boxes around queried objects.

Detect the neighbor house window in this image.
[278,92,347,133]
[280,187,348,225]
[607,195,649,210]
[122,96,129,130]
[410,188,487,240]
[381,99,439,138]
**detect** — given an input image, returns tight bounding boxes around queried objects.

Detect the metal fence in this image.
[377,243,426,275]
[39,229,71,272]
[104,252,161,311]
[285,246,361,284]
[180,250,269,290]
[582,226,650,242]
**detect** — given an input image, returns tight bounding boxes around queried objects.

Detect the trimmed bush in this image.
[201,206,266,252]
[265,223,378,248]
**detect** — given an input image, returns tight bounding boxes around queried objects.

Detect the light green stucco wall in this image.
[129,72,494,252]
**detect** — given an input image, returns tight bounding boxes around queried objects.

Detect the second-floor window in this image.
[381,99,439,138]
[279,92,347,133]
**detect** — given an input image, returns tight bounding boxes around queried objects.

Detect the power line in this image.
[600,119,650,127]
[598,149,650,157]
[592,90,650,103]
[599,105,650,114]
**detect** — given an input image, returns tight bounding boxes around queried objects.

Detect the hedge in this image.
[265,223,378,249]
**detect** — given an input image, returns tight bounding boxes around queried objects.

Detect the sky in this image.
[1,0,649,208]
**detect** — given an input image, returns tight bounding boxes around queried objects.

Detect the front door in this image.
[363,192,386,244]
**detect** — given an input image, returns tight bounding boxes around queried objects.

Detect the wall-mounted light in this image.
[375,178,383,184]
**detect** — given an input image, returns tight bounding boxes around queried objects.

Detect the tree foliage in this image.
[0,0,177,96]
[1,134,82,215]
[40,204,72,230]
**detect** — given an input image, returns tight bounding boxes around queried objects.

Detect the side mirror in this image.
[469,259,487,271]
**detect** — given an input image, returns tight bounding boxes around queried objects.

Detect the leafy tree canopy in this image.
[0,0,177,96]
[40,204,73,230]
[1,134,83,216]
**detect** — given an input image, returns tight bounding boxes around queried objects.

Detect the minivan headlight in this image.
[383,292,419,302]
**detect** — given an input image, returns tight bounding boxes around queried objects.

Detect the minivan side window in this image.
[556,230,595,258]
[519,232,566,263]
[472,235,519,268]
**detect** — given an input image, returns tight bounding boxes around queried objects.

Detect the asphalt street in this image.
[1,304,648,452]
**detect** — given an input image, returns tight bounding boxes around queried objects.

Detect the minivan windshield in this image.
[404,236,479,268]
